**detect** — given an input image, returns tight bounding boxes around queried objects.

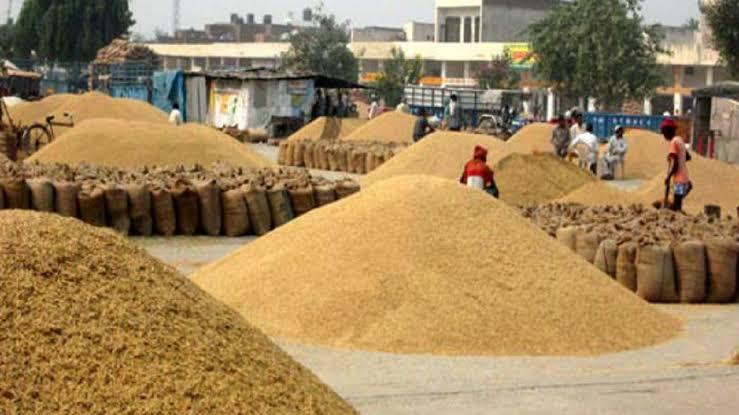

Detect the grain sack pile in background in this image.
[362,132,508,187]
[26,119,273,169]
[287,117,366,141]
[341,111,418,143]
[193,175,680,357]
[278,139,407,174]
[0,211,356,414]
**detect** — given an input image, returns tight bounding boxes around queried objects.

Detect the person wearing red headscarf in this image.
[660,118,692,211]
[460,145,499,198]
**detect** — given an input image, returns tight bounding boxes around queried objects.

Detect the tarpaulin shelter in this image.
[692,82,739,164]
[152,71,187,121]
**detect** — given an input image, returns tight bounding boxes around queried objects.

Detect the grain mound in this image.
[494,152,595,206]
[193,175,680,356]
[27,118,273,169]
[0,211,355,414]
[506,123,555,154]
[622,130,670,179]
[362,131,508,187]
[342,111,418,143]
[288,117,366,141]
[557,181,640,206]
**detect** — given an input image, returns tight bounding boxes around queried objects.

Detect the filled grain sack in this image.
[556,226,578,252]
[365,151,377,173]
[637,244,678,303]
[277,141,289,165]
[575,230,601,263]
[52,181,79,217]
[125,184,153,236]
[317,143,330,170]
[243,185,272,236]
[172,185,200,236]
[284,141,296,166]
[221,188,250,237]
[674,240,707,303]
[103,185,131,235]
[594,239,618,278]
[616,242,639,292]
[151,187,176,236]
[303,141,315,169]
[327,147,339,171]
[195,180,222,236]
[293,141,305,167]
[353,150,367,174]
[704,239,739,303]
[1,178,30,209]
[335,180,360,199]
[77,187,107,227]
[288,186,316,217]
[345,148,356,173]
[314,184,337,207]
[26,178,54,212]
[267,184,294,227]
[336,147,348,172]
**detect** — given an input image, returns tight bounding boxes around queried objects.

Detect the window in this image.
[475,17,481,42]
[464,17,472,43]
[684,66,695,76]
[445,17,460,43]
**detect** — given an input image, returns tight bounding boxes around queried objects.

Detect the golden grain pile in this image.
[0,211,355,414]
[622,130,671,179]
[26,119,273,169]
[288,117,366,141]
[362,131,508,187]
[557,181,641,206]
[494,153,595,206]
[193,175,680,356]
[506,123,556,154]
[342,111,418,143]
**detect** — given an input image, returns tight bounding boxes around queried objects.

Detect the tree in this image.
[371,47,423,107]
[0,22,14,58]
[13,0,134,61]
[682,17,700,30]
[281,5,358,82]
[702,0,739,78]
[476,56,521,90]
[528,0,666,110]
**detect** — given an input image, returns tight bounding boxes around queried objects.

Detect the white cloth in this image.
[466,176,484,190]
[396,102,410,114]
[368,102,380,119]
[168,109,183,126]
[570,123,585,142]
[570,132,599,164]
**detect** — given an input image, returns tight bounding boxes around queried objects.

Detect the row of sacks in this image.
[0,161,361,237]
[556,226,739,304]
[278,140,407,174]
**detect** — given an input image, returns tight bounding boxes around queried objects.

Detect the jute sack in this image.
[243,185,272,236]
[303,141,315,169]
[335,180,360,199]
[575,230,601,263]
[327,147,339,171]
[284,141,296,166]
[26,178,54,212]
[151,187,176,236]
[0,187,4,209]
[556,226,578,253]
[616,242,639,292]
[103,185,131,235]
[704,239,739,303]
[53,181,79,217]
[278,141,289,165]
[1,178,30,209]
[674,241,707,303]
[594,239,618,278]
[77,187,107,227]
[365,151,377,173]
[288,186,316,217]
[124,184,153,236]
[172,186,199,236]
[346,148,356,173]
[222,188,250,237]
[317,144,330,170]
[267,184,294,227]
[336,147,348,172]
[294,141,306,167]
[354,150,367,174]
[637,244,679,303]
[195,180,222,236]
[314,184,337,207]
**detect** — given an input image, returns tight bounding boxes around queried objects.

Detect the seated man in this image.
[460,145,499,198]
[568,123,599,174]
[413,109,435,142]
[600,125,629,180]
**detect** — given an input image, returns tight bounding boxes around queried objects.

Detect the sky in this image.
[3,0,701,37]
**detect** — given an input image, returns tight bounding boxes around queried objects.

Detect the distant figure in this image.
[460,145,499,199]
[600,125,629,180]
[569,112,585,142]
[413,109,435,142]
[661,118,692,212]
[550,115,571,158]
[396,99,410,114]
[368,100,380,119]
[169,103,183,126]
[446,94,462,131]
[569,123,599,174]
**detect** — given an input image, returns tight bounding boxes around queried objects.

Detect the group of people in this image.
[312,90,352,120]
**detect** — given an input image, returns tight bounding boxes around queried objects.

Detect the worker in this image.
[445,94,462,131]
[168,103,183,126]
[569,123,599,174]
[396,99,410,114]
[600,125,629,180]
[368,99,380,120]
[550,115,571,158]
[570,112,585,142]
[661,118,692,212]
[413,109,435,142]
[460,145,499,198]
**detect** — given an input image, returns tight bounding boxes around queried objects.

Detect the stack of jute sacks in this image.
[0,160,360,237]
[278,139,408,174]
[522,203,739,304]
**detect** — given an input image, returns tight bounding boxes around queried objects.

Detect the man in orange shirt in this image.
[660,118,692,211]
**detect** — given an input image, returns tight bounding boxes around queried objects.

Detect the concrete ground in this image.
[135,237,739,415]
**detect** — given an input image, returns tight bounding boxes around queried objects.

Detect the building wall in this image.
[480,0,557,42]
[351,27,406,42]
[403,22,435,42]
[437,6,481,42]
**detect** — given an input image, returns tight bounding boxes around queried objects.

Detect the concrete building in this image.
[350,27,406,42]
[403,22,436,42]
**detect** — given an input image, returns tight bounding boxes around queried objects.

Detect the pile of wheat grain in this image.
[342,111,418,143]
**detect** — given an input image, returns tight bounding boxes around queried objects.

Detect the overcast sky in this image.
[4,0,702,37]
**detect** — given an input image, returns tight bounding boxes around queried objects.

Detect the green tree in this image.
[682,17,700,30]
[371,47,423,106]
[14,0,134,61]
[281,5,358,82]
[528,0,666,110]
[0,22,14,58]
[702,0,739,78]
[476,55,521,90]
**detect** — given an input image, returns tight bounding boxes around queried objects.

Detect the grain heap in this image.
[7,94,76,126]
[557,181,641,206]
[342,111,418,143]
[287,117,366,141]
[193,175,680,356]
[362,131,508,187]
[494,152,594,206]
[622,130,670,179]
[0,211,355,414]
[506,123,556,154]
[27,119,272,169]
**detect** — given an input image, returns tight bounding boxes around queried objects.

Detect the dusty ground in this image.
[135,236,739,415]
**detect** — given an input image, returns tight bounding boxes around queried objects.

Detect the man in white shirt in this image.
[570,112,585,143]
[169,103,183,126]
[569,123,599,174]
[368,100,380,119]
[601,125,629,180]
[396,100,410,114]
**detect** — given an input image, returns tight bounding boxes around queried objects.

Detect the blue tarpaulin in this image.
[152,71,186,121]
[110,85,149,101]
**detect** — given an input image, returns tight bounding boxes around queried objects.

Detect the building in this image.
[350,27,406,42]
[403,22,436,42]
